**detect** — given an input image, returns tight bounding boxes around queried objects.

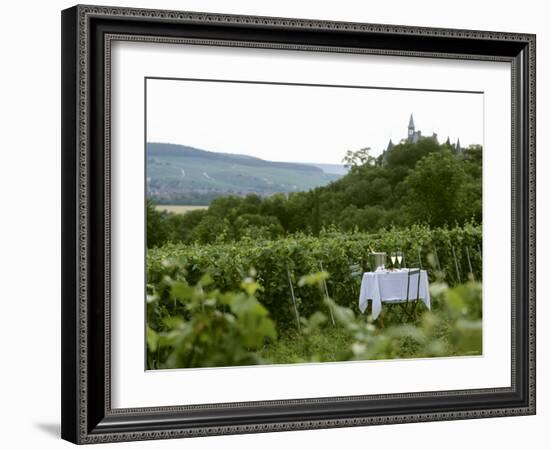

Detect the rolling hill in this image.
[147,143,346,205]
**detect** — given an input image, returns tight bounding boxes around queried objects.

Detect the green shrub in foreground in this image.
[146,270,482,369]
[147,272,277,370]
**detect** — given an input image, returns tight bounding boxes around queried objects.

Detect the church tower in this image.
[408,114,415,141]
[455,138,462,154]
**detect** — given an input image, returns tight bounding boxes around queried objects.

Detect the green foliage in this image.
[402,150,469,227]
[146,199,171,248]
[338,279,482,361]
[145,138,484,369]
[148,225,481,332]
[342,147,377,168]
[147,269,482,369]
[147,272,277,369]
[147,140,482,247]
[385,137,441,173]
[262,274,481,364]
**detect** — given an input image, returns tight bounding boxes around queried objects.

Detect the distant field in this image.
[155,205,208,214]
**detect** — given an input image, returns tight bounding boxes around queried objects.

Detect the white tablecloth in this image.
[358,269,431,319]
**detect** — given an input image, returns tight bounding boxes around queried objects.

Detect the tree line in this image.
[147,138,482,248]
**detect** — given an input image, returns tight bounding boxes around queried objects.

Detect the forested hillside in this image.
[147,138,482,248]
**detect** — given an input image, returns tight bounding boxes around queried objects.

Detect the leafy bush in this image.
[147,272,277,369]
[146,269,482,369]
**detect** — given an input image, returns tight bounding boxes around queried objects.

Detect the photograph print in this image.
[145,77,483,371]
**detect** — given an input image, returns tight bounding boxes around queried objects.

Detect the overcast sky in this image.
[146,78,483,165]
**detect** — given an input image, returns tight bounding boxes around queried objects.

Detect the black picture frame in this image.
[61,4,536,444]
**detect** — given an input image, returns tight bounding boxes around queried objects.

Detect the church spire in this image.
[408,114,415,140]
[456,138,462,153]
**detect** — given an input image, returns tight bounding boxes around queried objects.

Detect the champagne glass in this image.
[396,250,403,268]
[390,251,397,269]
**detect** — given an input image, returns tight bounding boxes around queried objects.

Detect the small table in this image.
[358,269,431,319]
